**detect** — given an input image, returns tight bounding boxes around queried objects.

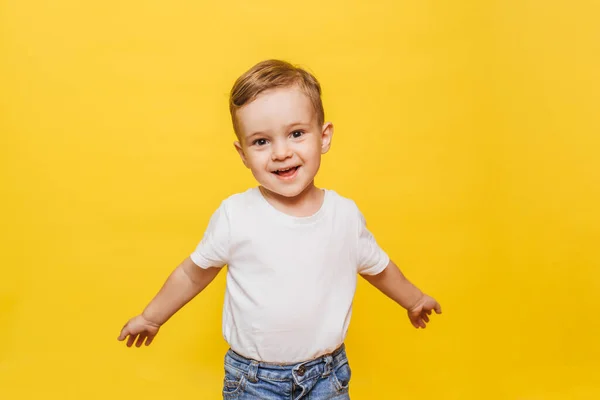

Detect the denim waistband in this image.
[225,344,347,384]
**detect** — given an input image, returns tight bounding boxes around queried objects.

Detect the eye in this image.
[290,130,304,139]
[253,138,268,146]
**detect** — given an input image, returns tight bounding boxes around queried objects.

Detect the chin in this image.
[266,187,304,198]
[262,182,311,199]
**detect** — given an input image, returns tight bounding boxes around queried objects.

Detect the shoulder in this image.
[218,187,262,217]
[325,189,362,217]
[222,187,256,205]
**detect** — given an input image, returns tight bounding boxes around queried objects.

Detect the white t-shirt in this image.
[190,187,389,363]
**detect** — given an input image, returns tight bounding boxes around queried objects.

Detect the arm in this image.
[361,260,441,328]
[142,257,220,324]
[118,257,221,347]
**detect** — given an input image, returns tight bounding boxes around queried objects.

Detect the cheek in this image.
[246,151,269,169]
[298,141,322,163]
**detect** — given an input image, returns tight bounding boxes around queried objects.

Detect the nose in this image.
[271,141,292,161]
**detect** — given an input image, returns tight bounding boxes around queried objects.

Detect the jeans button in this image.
[297,366,306,376]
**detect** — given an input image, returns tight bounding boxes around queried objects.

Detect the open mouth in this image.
[273,166,300,178]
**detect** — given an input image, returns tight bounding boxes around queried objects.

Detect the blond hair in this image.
[229,59,324,136]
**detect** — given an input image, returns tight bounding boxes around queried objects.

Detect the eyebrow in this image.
[245,122,310,140]
[246,131,266,141]
[285,122,310,130]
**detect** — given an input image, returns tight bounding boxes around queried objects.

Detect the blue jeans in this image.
[222,344,351,399]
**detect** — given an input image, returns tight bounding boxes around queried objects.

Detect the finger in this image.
[435,303,442,314]
[117,328,128,341]
[127,334,137,347]
[135,334,147,348]
[427,310,432,315]
[422,313,430,323]
[145,335,155,346]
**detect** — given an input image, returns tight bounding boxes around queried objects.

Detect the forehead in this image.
[235,86,316,137]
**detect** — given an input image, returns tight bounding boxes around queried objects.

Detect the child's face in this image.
[234,85,333,199]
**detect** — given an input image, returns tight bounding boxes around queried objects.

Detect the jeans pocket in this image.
[332,360,352,393]
[223,364,246,399]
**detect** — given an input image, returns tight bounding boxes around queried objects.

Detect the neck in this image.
[259,182,324,217]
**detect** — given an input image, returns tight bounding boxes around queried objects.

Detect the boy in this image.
[118,59,441,399]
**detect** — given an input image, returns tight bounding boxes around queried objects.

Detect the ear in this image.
[234,141,249,168]
[320,122,334,154]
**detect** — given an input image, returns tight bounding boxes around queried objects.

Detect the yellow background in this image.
[1,1,599,399]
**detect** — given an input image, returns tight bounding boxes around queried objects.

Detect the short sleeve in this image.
[356,209,390,275]
[190,202,230,269]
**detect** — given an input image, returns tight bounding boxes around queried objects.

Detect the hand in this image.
[407,294,442,329]
[117,315,161,347]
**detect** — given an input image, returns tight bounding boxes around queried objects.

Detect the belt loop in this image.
[247,360,259,383]
[322,354,333,377]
